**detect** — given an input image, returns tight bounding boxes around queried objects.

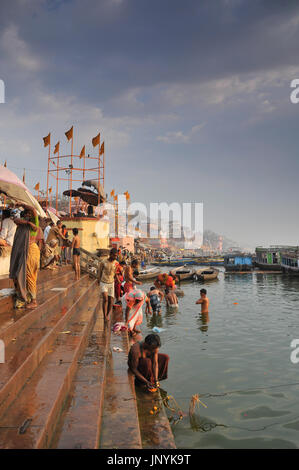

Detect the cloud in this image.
[157,123,205,144]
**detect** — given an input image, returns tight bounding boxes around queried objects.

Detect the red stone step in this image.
[0,276,94,421]
[50,311,109,449]
[0,264,73,290]
[0,278,100,448]
[0,270,82,345]
[99,309,142,449]
[0,265,74,317]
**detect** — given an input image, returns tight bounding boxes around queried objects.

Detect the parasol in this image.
[0,165,47,217]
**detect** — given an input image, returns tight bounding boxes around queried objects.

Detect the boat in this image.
[255,247,282,271]
[197,257,224,266]
[170,266,195,281]
[281,247,299,275]
[194,267,219,281]
[136,267,161,281]
[152,257,198,267]
[224,253,253,272]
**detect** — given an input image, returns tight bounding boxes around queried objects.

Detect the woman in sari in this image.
[9,203,40,309]
[124,289,150,336]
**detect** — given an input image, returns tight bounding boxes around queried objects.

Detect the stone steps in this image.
[0,277,100,448]
[50,313,108,449]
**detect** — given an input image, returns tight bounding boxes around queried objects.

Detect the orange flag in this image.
[54,141,60,154]
[43,133,51,147]
[80,145,85,159]
[92,132,100,147]
[49,187,52,193]
[126,192,130,201]
[100,142,105,155]
[65,126,73,141]
[34,182,40,191]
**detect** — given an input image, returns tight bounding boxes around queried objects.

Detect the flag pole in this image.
[98,137,101,207]
[83,148,86,181]
[46,134,51,210]
[56,146,59,213]
[70,130,73,217]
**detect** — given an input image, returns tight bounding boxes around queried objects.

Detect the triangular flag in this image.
[43,133,51,147]
[80,145,85,159]
[34,182,40,191]
[54,141,60,154]
[49,187,52,194]
[100,142,105,155]
[126,192,130,200]
[92,132,100,147]
[65,126,73,141]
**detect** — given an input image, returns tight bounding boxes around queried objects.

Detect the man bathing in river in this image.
[128,334,169,391]
[165,287,178,308]
[195,288,209,313]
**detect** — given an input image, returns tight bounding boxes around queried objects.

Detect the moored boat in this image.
[194,267,219,281]
[136,267,161,281]
[255,247,282,271]
[224,253,253,272]
[170,265,195,281]
[281,247,299,275]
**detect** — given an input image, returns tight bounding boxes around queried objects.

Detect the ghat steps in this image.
[0,265,175,448]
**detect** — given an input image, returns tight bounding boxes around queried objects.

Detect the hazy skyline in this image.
[0,0,299,248]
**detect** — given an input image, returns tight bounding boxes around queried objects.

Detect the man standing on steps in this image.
[98,247,118,323]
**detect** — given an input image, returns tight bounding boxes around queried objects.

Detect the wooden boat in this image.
[194,267,219,281]
[170,266,195,281]
[136,267,161,281]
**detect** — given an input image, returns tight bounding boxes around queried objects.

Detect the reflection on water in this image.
[139,267,299,449]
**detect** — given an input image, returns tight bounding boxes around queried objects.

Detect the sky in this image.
[0,0,299,248]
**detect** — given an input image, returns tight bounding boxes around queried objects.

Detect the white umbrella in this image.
[0,165,47,217]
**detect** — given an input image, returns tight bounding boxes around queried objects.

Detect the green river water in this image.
[139,267,299,449]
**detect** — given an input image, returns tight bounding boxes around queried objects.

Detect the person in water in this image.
[147,286,164,315]
[195,288,209,313]
[125,288,150,336]
[128,334,169,391]
[165,287,178,308]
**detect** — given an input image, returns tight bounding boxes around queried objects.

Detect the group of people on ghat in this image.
[0,204,82,309]
[98,248,210,393]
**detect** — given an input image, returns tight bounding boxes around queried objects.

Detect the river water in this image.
[139,267,299,449]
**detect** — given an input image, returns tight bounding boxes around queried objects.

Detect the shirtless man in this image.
[71,228,80,280]
[195,288,209,313]
[128,334,169,391]
[165,287,178,308]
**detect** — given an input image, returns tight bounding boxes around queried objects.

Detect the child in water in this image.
[147,286,164,315]
[195,288,209,313]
